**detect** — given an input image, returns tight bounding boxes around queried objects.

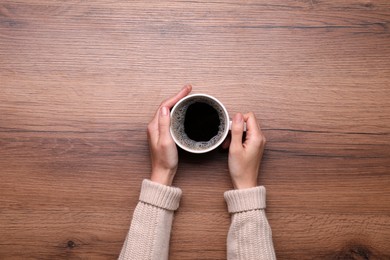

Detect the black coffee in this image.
[184,102,220,142]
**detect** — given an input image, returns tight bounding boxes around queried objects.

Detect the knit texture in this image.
[139,178,182,210]
[224,186,276,260]
[224,186,266,213]
[118,179,182,260]
[119,181,276,260]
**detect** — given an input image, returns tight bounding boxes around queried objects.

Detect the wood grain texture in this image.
[0,0,389,259]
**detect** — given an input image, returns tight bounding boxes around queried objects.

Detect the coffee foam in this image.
[171,96,227,151]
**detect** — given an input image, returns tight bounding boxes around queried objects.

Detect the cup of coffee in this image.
[170,94,237,153]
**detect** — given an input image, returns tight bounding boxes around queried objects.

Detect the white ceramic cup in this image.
[170,94,245,154]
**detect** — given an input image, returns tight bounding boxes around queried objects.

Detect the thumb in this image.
[158,106,171,140]
[230,113,244,151]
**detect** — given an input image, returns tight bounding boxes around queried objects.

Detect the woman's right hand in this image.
[227,112,266,189]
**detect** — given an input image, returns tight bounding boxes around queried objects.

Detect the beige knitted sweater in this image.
[119,180,276,260]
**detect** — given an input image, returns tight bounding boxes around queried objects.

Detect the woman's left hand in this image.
[147,85,192,186]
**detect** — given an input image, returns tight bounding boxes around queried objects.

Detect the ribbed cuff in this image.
[139,179,182,211]
[224,186,266,213]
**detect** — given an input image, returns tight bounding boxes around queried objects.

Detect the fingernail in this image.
[161,106,168,116]
[182,84,192,91]
[234,113,242,123]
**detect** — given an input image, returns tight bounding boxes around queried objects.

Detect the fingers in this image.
[147,115,159,144]
[161,84,192,109]
[243,112,260,133]
[230,113,245,151]
[158,106,171,143]
[243,112,261,140]
[149,85,192,143]
[243,112,265,147]
[153,84,192,120]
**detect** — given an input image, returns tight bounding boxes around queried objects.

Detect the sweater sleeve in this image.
[118,179,182,260]
[224,186,276,260]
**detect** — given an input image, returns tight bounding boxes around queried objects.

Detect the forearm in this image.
[225,186,276,260]
[119,179,182,260]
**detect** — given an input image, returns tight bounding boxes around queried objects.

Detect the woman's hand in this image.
[147,85,192,186]
[228,112,266,189]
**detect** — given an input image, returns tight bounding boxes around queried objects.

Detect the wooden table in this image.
[1,1,389,259]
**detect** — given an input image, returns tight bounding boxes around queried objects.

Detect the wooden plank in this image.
[0,0,389,259]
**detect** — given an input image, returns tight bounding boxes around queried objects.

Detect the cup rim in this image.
[170,93,230,154]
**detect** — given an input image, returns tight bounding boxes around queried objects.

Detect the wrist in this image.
[232,177,258,190]
[233,182,258,190]
[151,168,176,186]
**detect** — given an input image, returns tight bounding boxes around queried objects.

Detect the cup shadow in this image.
[178,144,228,165]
